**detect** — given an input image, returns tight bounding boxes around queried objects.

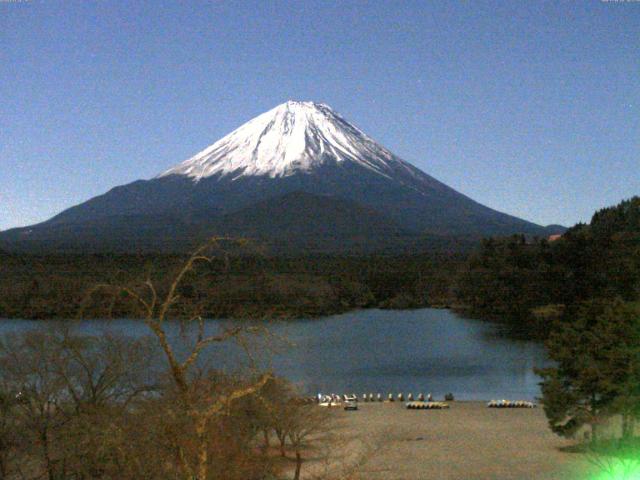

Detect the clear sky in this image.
[1,0,638,231]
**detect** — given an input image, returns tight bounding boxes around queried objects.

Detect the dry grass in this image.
[302,401,595,480]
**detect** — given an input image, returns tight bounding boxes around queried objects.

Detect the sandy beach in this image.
[299,401,594,480]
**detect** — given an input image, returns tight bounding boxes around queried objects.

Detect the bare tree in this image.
[81,237,274,480]
[0,327,162,480]
[52,330,159,412]
[0,331,70,480]
[287,405,332,480]
[0,387,19,480]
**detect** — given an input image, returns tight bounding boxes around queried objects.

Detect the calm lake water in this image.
[0,309,548,400]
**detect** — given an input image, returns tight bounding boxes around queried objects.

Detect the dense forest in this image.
[2,197,638,340]
[0,250,464,321]
[456,196,640,337]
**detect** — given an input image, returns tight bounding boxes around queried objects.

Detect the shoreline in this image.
[303,401,592,480]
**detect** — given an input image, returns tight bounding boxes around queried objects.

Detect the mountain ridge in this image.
[0,101,564,254]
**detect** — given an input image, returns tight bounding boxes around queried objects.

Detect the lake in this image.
[0,308,548,401]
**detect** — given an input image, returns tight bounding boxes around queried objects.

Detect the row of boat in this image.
[487,400,536,408]
[315,394,537,409]
[406,401,449,409]
[318,393,437,403]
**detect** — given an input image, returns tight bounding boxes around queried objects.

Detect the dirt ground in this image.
[300,401,596,480]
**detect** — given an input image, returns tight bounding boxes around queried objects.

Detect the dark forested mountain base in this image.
[0,252,464,320]
[456,197,640,337]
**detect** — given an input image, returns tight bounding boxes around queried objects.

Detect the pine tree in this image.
[537,300,640,442]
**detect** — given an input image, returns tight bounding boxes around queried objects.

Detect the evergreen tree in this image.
[537,300,640,441]
[457,196,640,337]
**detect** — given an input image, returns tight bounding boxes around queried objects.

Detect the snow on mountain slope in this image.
[0,100,559,254]
[158,101,418,181]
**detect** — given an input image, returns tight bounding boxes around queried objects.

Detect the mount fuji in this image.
[0,101,561,254]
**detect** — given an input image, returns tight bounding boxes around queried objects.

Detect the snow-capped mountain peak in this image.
[158,101,405,181]
[1,101,554,254]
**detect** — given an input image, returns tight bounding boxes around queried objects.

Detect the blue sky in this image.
[1,0,638,230]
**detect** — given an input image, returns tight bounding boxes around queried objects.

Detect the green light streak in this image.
[591,459,640,480]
